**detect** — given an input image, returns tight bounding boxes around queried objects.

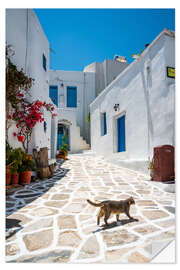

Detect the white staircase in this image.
[69,125,90,153]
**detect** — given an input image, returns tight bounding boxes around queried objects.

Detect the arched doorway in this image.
[57,123,70,151]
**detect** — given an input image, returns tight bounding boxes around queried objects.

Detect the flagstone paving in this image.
[6,152,175,263]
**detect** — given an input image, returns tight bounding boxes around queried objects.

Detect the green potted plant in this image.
[19,157,36,185]
[10,148,24,185]
[56,136,69,160]
[6,141,13,186]
[10,163,19,185]
[148,159,154,180]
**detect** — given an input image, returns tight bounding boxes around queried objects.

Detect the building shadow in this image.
[93,218,139,233]
[6,218,23,240]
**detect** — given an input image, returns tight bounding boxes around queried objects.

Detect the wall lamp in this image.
[114,104,119,111]
[55,77,64,87]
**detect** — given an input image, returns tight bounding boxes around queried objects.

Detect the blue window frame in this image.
[49,85,58,107]
[67,86,77,108]
[101,112,107,136]
[42,54,47,71]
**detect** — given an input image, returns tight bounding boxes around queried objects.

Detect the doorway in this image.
[57,124,70,151]
[117,114,126,152]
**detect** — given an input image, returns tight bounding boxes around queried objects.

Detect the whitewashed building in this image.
[90,29,175,174]
[6,9,57,159]
[49,58,128,154]
[6,9,175,174]
[49,70,95,154]
[6,9,129,156]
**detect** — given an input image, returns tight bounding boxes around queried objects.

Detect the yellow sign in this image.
[167,67,175,78]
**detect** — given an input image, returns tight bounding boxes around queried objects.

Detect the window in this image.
[49,85,58,107]
[42,54,47,71]
[101,112,107,136]
[67,86,77,108]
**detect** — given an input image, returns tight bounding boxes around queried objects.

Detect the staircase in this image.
[69,125,90,153]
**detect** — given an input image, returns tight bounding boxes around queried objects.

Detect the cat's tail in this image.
[87,199,103,207]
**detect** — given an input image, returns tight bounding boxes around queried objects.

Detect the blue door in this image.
[57,124,70,151]
[49,86,58,107]
[117,115,126,152]
[57,125,63,151]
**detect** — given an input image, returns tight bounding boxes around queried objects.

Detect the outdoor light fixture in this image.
[55,76,64,87]
[114,104,119,112]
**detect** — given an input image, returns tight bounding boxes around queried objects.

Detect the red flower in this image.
[7,115,12,119]
[17,92,24,97]
[13,132,17,137]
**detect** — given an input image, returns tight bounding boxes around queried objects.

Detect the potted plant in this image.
[6,141,14,186]
[10,163,19,185]
[148,159,154,180]
[19,157,36,185]
[10,148,24,185]
[56,136,69,160]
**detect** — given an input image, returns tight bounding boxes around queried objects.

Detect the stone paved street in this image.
[6,152,175,263]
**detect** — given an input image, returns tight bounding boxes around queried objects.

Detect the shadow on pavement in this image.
[6,218,23,240]
[6,159,69,217]
[93,218,139,233]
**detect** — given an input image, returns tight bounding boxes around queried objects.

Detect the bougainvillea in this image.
[8,91,56,153]
[6,44,57,153]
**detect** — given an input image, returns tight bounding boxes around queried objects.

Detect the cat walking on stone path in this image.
[87,196,135,226]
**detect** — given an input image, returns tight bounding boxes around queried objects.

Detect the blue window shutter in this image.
[104,112,107,135]
[117,115,126,152]
[67,87,77,107]
[49,86,58,107]
[43,54,47,71]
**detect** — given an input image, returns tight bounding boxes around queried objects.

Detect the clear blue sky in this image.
[34,9,175,71]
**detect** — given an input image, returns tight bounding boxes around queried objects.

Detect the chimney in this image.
[114,55,127,63]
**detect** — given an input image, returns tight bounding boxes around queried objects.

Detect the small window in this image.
[49,85,58,106]
[101,112,107,136]
[67,86,77,108]
[42,54,47,71]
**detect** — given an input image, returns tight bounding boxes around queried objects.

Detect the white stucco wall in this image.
[6,9,55,157]
[90,30,175,173]
[84,59,129,97]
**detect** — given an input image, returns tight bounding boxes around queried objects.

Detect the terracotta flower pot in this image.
[11,173,19,185]
[26,155,32,160]
[6,167,11,186]
[20,171,32,184]
[56,151,67,160]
